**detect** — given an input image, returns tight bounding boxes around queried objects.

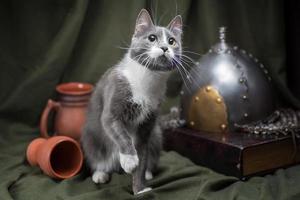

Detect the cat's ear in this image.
[134,9,154,36]
[167,15,183,37]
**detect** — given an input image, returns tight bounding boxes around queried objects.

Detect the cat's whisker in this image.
[151,0,159,26]
[174,60,191,82]
[178,59,197,76]
[173,58,190,76]
[141,55,149,65]
[173,59,192,84]
[181,50,203,56]
[177,56,192,66]
[132,52,149,62]
[119,40,132,49]
[174,58,194,72]
[173,58,195,84]
[157,10,168,26]
[175,54,203,80]
[180,61,192,71]
[174,55,201,85]
[141,55,152,77]
[180,59,194,67]
[172,60,192,93]
[181,55,196,63]
[143,57,151,76]
[133,55,144,65]
[176,57,203,82]
[175,53,196,64]
[152,57,157,70]
[133,53,146,60]
[117,46,149,51]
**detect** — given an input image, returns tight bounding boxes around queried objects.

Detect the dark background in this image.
[286,0,300,100]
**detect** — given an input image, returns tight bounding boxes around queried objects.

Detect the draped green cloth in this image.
[1,0,300,199]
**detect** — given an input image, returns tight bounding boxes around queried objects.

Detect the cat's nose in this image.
[160,47,168,52]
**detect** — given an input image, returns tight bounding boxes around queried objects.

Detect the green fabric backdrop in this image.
[1,0,300,199]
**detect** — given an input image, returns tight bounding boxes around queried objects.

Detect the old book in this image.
[164,127,300,179]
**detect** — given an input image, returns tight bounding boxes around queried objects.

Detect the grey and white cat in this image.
[81,9,182,194]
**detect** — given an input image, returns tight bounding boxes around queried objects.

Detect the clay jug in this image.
[26,136,83,179]
[40,82,93,140]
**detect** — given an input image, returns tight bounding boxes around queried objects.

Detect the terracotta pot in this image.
[26,136,83,179]
[40,82,93,140]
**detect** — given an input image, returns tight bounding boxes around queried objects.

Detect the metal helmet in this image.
[181,27,276,133]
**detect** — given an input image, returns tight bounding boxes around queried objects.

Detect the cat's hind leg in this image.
[91,160,112,184]
[90,151,120,184]
[92,171,109,184]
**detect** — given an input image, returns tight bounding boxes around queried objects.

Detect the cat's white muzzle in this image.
[149,46,173,60]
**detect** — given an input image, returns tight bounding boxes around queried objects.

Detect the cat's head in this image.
[129,9,182,71]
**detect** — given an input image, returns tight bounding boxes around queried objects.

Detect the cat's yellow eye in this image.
[168,37,176,46]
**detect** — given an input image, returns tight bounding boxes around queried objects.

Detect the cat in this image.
[81,9,183,195]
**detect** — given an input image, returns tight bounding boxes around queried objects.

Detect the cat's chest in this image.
[128,88,161,125]
[119,58,169,122]
[130,79,164,109]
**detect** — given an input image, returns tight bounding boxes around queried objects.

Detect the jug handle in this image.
[40,99,61,138]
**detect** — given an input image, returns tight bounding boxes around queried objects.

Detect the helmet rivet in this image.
[260,64,264,68]
[195,96,199,101]
[242,95,247,100]
[216,98,222,103]
[244,113,249,118]
[220,124,227,130]
[190,121,195,126]
[205,86,212,92]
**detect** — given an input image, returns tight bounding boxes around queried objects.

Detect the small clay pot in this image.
[26,136,83,179]
[40,82,93,140]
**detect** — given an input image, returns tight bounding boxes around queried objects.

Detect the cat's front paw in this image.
[119,153,139,174]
